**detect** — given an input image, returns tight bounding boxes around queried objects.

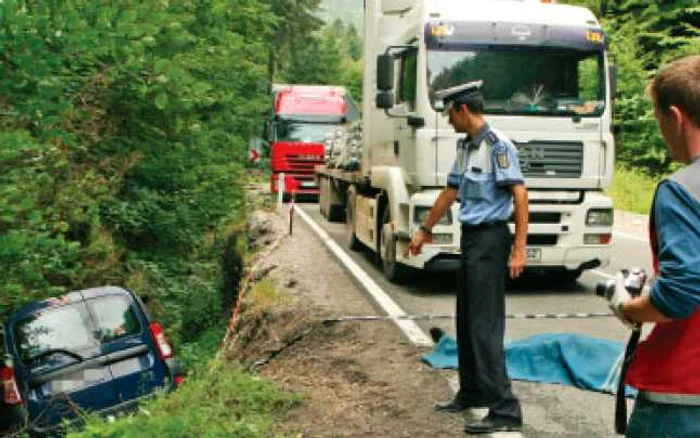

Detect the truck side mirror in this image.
[376,91,395,109]
[376,54,395,91]
[608,64,618,98]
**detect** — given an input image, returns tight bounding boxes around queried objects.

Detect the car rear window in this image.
[88,296,142,342]
[15,304,97,363]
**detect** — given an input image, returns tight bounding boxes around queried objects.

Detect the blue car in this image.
[0,286,183,436]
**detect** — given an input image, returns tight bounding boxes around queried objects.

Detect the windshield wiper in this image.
[26,348,84,364]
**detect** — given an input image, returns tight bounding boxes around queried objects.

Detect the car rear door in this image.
[10,297,121,432]
[84,290,169,404]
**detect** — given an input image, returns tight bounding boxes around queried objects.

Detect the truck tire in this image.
[346,189,362,251]
[380,207,411,283]
[327,205,345,222]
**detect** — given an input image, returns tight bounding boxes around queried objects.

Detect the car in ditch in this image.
[0,286,183,436]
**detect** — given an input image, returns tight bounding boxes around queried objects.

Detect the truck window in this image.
[275,120,338,143]
[427,47,605,117]
[88,296,142,342]
[398,49,417,110]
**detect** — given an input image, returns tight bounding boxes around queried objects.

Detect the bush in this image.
[67,361,300,438]
[0,1,271,345]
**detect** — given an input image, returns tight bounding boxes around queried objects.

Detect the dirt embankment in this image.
[224,206,464,438]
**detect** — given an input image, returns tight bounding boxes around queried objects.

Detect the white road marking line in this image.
[614,231,649,244]
[298,207,525,436]
[591,269,615,280]
[295,206,433,347]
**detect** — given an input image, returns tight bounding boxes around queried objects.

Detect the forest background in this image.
[0,0,698,395]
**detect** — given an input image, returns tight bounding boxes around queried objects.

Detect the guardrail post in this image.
[277,172,285,213]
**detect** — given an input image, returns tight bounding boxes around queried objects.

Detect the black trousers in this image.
[456,222,522,421]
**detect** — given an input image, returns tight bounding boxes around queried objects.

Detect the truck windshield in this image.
[275,121,339,143]
[427,47,605,117]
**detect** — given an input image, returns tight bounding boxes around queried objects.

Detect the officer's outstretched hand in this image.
[407,229,432,256]
[509,246,526,278]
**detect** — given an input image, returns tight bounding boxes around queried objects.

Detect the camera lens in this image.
[595,283,607,297]
[595,279,615,299]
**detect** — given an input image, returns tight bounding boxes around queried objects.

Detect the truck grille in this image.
[527,234,558,246]
[286,154,324,171]
[509,212,561,224]
[514,141,583,178]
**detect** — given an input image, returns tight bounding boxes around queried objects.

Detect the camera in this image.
[596,268,647,300]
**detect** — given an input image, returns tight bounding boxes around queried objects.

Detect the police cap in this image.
[435,80,484,108]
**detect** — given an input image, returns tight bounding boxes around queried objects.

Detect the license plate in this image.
[300,181,317,188]
[526,247,541,262]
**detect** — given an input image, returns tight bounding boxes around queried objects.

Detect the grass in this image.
[606,165,661,214]
[67,360,300,438]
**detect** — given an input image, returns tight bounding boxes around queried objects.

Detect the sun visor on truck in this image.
[425,21,606,52]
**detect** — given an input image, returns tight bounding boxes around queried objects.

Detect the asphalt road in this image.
[299,202,653,438]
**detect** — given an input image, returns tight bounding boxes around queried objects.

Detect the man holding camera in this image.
[608,55,700,437]
[408,80,528,434]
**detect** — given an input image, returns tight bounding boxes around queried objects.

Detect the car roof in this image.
[6,286,133,325]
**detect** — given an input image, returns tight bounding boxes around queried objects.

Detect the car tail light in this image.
[1,366,23,405]
[149,322,174,360]
[174,375,185,387]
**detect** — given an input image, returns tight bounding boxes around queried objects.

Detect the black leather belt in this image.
[462,220,507,230]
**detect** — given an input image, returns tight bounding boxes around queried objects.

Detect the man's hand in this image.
[407,229,432,256]
[509,246,526,278]
[608,272,640,330]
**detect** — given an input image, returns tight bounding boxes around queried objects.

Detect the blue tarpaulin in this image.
[422,332,636,397]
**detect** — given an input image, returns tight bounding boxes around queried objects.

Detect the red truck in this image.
[267,84,358,200]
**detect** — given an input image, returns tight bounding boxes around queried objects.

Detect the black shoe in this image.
[464,415,522,434]
[434,399,486,413]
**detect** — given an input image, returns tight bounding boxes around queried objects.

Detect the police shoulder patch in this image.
[485,131,499,146]
[497,150,510,169]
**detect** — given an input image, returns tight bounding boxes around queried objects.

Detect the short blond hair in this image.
[649,55,700,127]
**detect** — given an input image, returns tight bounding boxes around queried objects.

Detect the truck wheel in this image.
[380,208,411,283]
[328,205,345,222]
[346,190,362,251]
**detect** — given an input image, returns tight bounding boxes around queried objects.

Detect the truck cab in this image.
[268,85,359,200]
[347,0,615,282]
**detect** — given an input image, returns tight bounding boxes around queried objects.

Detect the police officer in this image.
[408,80,528,434]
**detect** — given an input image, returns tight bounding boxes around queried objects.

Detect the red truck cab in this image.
[268,85,356,200]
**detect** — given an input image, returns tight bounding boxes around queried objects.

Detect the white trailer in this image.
[317,0,617,283]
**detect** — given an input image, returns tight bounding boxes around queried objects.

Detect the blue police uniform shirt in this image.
[446,123,524,225]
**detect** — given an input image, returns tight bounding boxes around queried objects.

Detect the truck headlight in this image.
[586,208,613,227]
[414,207,452,225]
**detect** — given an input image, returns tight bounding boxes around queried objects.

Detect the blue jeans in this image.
[626,396,700,438]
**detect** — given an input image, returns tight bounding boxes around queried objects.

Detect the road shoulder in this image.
[226,208,464,437]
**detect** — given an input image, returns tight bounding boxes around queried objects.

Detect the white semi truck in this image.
[317,0,617,283]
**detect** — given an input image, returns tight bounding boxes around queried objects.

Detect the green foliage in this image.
[276,19,363,104]
[606,165,661,214]
[566,0,699,174]
[67,361,300,438]
[176,325,227,372]
[0,0,272,344]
